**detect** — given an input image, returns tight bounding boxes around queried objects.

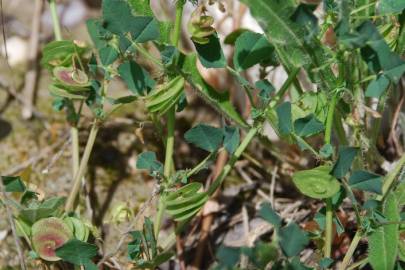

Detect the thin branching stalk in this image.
[339,230,362,270]
[65,121,100,212]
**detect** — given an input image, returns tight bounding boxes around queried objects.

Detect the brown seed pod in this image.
[31,217,73,261]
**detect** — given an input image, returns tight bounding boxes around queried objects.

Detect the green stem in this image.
[324,92,340,259]
[325,93,339,145]
[154,0,184,239]
[208,126,259,196]
[65,122,99,212]
[339,230,362,270]
[49,0,62,41]
[186,151,216,178]
[371,89,389,147]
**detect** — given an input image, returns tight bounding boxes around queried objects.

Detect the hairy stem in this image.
[65,122,99,212]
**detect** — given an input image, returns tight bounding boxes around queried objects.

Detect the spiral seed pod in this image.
[63,216,90,242]
[292,165,340,199]
[146,76,185,117]
[53,67,91,90]
[31,217,73,261]
[166,182,208,221]
[188,5,216,44]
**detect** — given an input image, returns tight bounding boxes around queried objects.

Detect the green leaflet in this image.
[276,102,293,136]
[369,194,400,270]
[278,222,309,257]
[365,75,390,98]
[184,124,224,152]
[259,202,282,228]
[223,126,240,154]
[293,114,325,138]
[128,0,173,44]
[194,34,226,68]
[239,0,310,68]
[349,170,383,194]
[136,151,163,175]
[56,239,98,269]
[102,0,159,43]
[118,60,156,96]
[331,146,359,179]
[182,54,247,128]
[292,165,341,199]
[233,31,274,71]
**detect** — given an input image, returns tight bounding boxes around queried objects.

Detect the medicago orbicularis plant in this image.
[0,0,405,269]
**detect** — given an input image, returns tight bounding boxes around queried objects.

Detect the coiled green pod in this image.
[63,216,90,242]
[146,76,185,117]
[166,182,208,221]
[31,217,73,261]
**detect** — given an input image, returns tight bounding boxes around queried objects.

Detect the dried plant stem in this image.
[339,230,362,270]
[65,122,99,212]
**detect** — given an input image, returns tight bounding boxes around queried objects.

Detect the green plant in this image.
[1,0,405,269]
